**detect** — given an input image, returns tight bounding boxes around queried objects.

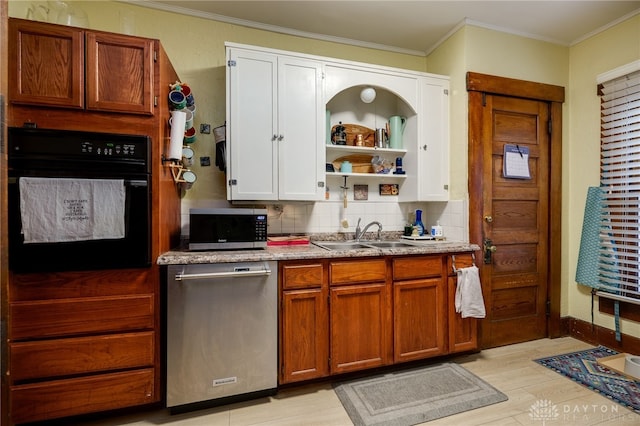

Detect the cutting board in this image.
[331,124,375,146]
[332,154,374,173]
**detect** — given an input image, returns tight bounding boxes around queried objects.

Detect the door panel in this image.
[474,93,550,348]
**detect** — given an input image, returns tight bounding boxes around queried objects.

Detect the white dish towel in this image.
[19,177,126,243]
[455,265,486,318]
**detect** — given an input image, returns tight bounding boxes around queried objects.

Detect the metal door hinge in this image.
[482,92,487,106]
[229,179,237,186]
[228,60,236,67]
[444,89,449,95]
[317,182,324,188]
[546,300,551,316]
[548,120,552,135]
[154,50,157,62]
[154,96,158,107]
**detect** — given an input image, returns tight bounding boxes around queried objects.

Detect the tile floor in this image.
[72,337,640,425]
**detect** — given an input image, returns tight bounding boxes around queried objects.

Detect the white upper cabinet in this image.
[225,43,449,202]
[226,44,325,201]
[417,78,450,201]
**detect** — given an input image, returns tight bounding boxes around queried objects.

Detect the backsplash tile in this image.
[180,199,469,242]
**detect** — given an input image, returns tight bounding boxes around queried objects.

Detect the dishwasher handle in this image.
[174,267,271,281]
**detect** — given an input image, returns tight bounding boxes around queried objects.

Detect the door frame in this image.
[466,72,565,340]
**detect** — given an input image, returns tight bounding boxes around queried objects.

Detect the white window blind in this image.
[598,68,640,303]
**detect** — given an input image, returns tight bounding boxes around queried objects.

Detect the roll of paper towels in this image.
[169,110,186,160]
[625,355,640,378]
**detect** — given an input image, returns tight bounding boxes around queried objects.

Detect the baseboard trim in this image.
[562,316,640,354]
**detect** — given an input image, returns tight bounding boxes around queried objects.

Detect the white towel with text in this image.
[19,177,126,243]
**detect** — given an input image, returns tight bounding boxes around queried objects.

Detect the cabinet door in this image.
[393,277,446,363]
[8,18,84,109]
[277,57,324,200]
[227,48,278,200]
[330,283,391,374]
[417,77,449,201]
[448,275,479,353]
[85,32,154,115]
[280,288,329,383]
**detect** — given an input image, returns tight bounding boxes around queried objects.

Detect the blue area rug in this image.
[534,346,640,413]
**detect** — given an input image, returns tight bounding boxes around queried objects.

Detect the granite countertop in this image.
[157,240,481,265]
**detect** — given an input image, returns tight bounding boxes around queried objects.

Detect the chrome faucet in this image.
[355,218,383,241]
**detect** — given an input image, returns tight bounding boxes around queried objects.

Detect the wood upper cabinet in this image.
[85,31,154,114]
[9,18,84,108]
[279,261,329,384]
[392,256,446,362]
[9,18,154,115]
[329,259,391,374]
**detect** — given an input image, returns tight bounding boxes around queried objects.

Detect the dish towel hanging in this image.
[19,177,126,243]
[455,265,486,318]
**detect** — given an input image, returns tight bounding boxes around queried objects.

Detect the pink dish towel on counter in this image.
[455,265,486,318]
[19,177,126,243]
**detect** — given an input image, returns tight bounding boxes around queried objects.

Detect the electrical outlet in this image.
[200,156,211,166]
[200,123,211,134]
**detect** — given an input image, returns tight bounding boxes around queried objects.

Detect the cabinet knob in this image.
[278,134,284,141]
[272,134,278,141]
[422,144,428,151]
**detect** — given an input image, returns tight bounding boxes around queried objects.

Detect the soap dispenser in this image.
[414,209,425,236]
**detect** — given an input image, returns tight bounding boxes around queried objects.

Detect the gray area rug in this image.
[333,363,508,426]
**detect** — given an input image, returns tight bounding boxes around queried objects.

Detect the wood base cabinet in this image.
[329,259,391,374]
[279,261,329,384]
[447,254,480,353]
[392,256,446,363]
[279,253,478,386]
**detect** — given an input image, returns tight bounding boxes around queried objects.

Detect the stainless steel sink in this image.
[312,240,416,251]
[312,241,373,251]
[363,241,416,248]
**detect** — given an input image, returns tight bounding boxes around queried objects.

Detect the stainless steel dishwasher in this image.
[166,261,277,411]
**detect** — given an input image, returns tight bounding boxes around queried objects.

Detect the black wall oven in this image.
[8,127,152,273]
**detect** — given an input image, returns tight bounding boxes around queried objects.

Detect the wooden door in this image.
[467,72,564,348]
[8,18,84,109]
[85,32,154,115]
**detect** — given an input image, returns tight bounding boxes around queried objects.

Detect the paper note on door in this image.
[503,144,531,179]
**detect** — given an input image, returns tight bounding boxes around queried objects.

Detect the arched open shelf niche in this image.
[326,85,417,147]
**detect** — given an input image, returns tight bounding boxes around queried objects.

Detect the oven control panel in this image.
[80,141,139,158]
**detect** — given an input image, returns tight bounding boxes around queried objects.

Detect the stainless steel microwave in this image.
[188,208,268,250]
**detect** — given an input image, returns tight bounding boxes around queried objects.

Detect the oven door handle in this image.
[175,268,272,281]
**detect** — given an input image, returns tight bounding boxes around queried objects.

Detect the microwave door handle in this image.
[175,268,271,281]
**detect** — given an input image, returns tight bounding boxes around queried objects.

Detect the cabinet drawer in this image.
[10,332,154,382]
[10,369,154,424]
[392,256,443,280]
[10,294,154,340]
[281,262,325,290]
[330,259,387,285]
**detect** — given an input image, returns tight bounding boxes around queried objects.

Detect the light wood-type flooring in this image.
[73,337,640,425]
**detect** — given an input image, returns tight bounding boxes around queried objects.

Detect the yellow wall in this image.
[567,15,640,336]
[8,1,640,338]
